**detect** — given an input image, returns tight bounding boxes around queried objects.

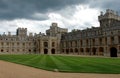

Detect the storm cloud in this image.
[0,0,88,20]
[0,0,120,34]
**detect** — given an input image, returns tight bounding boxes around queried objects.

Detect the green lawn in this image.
[0,54,120,74]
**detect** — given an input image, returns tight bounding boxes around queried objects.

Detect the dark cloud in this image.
[0,0,87,20]
[89,0,120,13]
[0,0,120,20]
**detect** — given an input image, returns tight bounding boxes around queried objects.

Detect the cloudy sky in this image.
[0,0,120,35]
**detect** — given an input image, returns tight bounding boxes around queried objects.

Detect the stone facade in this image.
[60,9,120,57]
[0,9,120,57]
[0,23,68,54]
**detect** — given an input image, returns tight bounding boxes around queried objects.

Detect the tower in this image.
[16,28,27,37]
[98,9,120,28]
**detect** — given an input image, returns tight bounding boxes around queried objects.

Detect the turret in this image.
[98,9,120,28]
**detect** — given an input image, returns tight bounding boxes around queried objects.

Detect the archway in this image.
[51,49,55,54]
[44,49,48,54]
[80,48,84,53]
[66,49,69,54]
[80,48,84,54]
[99,47,104,55]
[75,48,78,54]
[75,48,78,53]
[29,49,31,54]
[1,49,3,52]
[92,47,96,55]
[86,48,90,55]
[62,49,64,53]
[110,47,117,57]
[70,48,73,53]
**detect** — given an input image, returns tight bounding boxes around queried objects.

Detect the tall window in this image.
[105,37,107,45]
[52,42,55,47]
[44,42,48,47]
[70,42,72,47]
[75,41,77,47]
[92,39,95,45]
[80,40,82,46]
[99,38,102,45]
[86,39,88,46]
[111,37,114,44]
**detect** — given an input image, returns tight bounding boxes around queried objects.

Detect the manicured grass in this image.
[0,54,120,74]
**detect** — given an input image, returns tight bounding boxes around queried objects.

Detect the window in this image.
[12,43,14,46]
[23,43,25,46]
[99,38,102,45]
[17,49,19,52]
[70,42,72,47]
[29,43,31,45]
[1,49,3,52]
[111,37,114,44]
[80,40,82,46]
[86,39,88,46]
[75,41,77,47]
[29,49,31,52]
[92,39,95,45]
[12,49,14,52]
[105,37,107,45]
[44,42,48,47]
[52,42,55,47]
[17,42,19,45]
[23,49,25,51]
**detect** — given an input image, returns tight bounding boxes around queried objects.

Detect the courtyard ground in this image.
[0,60,120,78]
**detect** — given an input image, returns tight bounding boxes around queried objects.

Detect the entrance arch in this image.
[44,49,48,54]
[51,49,55,54]
[110,47,117,57]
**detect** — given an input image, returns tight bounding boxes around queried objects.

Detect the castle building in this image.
[60,9,120,57]
[0,9,120,57]
[0,23,68,54]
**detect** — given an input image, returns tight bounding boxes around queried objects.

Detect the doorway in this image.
[110,47,117,57]
[44,49,48,54]
[51,49,55,54]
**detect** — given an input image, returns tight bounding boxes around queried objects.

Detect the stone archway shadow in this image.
[110,47,117,57]
[44,49,48,54]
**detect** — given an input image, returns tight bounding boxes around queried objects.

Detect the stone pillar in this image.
[40,40,44,54]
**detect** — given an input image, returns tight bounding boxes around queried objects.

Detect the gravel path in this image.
[0,60,120,78]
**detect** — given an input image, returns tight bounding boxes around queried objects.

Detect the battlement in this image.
[51,23,58,27]
[98,9,120,21]
[17,28,27,31]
